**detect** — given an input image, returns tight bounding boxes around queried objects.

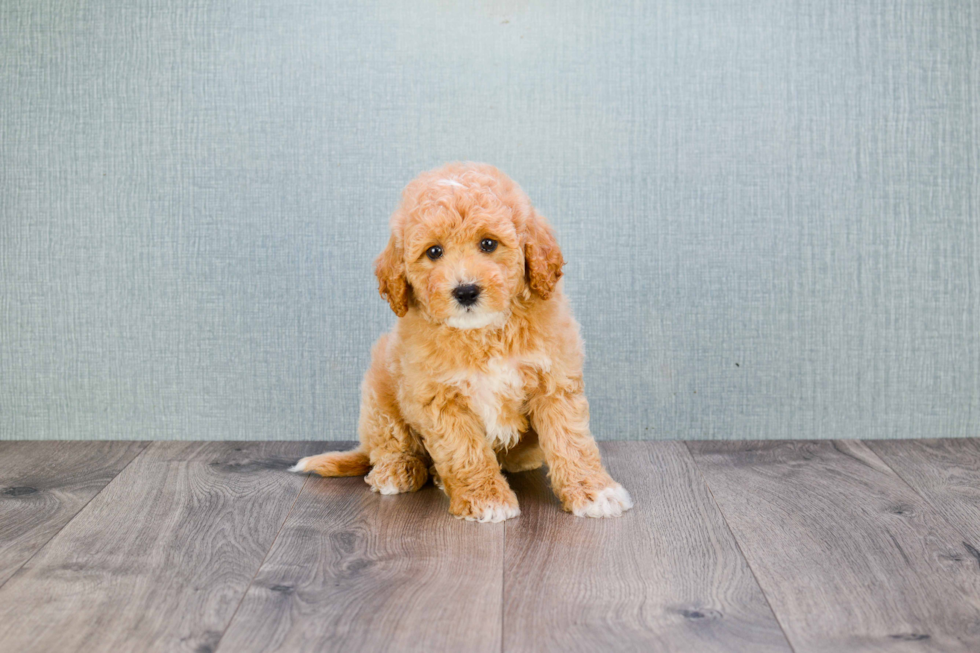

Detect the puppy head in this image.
[375,162,563,328]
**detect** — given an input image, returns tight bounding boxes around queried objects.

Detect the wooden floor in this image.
[1,441,979,652]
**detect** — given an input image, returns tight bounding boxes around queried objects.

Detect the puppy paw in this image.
[450,487,521,523]
[569,484,634,518]
[365,454,428,495]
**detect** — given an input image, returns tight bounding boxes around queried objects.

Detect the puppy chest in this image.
[453,359,530,451]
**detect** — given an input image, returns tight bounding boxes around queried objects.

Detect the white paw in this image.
[366,477,402,495]
[288,457,309,473]
[573,485,634,518]
[460,501,521,523]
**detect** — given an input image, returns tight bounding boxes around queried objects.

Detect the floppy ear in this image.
[524,209,564,299]
[374,234,411,317]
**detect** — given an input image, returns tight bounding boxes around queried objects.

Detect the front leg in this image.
[528,386,633,518]
[409,387,520,523]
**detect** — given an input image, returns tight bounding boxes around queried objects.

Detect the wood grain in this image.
[4,438,979,652]
[867,439,980,543]
[503,441,792,653]
[0,441,327,653]
[689,440,980,653]
[0,441,147,587]
[217,472,504,652]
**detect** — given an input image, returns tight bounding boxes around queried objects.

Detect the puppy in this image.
[291,163,633,522]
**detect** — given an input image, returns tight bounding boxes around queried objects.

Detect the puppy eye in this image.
[479,238,498,253]
[425,245,443,260]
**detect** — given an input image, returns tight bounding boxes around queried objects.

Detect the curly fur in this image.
[291,162,632,522]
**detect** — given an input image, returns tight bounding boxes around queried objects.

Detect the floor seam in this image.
[501,517,506,653]
[682,441,799,653]
[212,472,310,652]
[0,440,152,594]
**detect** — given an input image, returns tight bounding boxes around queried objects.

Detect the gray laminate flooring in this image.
[1,440,978,652]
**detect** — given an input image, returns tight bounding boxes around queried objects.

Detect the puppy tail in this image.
[289,449,371,477]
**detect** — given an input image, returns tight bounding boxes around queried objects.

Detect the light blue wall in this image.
[1,0,977,440]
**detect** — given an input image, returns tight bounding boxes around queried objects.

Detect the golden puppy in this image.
[291,163,633,522]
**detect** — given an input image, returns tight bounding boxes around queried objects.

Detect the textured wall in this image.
[1,0,977,441]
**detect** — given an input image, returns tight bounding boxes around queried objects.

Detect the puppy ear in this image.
[524,209,564,299]
[374,234,411,317]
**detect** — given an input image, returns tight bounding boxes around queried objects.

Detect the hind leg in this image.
[499,429,545,473]
[366,452,429,494]
[359,335,430,494]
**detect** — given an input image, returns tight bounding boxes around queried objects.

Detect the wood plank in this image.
[867,439,980,543]
[0,441,328,653]
[688,440,980,653]
[503,442,792,653]
[217,468,504,652]
[0,441,147,587]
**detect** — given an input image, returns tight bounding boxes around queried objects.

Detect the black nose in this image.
[452,284,481,307]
